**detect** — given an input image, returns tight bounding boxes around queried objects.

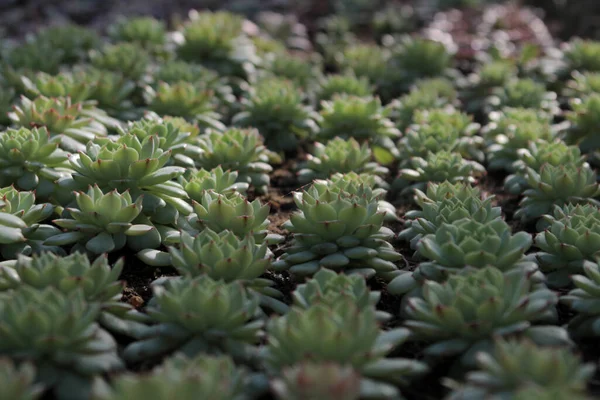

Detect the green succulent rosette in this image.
[108,16,167,50]
[335,43,389,86]
[182,167,249,200]
[562,258,600,338]
[314,73,373,104]
[485,78,560,116]
[0,358,43,400]
[459,60,518,115]
[90,42,150,81]
[564,94,600,157]
[563,71,600,101]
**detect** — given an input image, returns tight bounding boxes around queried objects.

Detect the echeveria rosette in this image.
[232,77,319,153]
[272,178,402,279]
[393,151,486,197]
[314,73,373,105]
[297,137,389,187]
[46,185,156,256]
[0,41,63,89]
[0,287,123,400]
[485,78,560,116]
[261,51,321,89]
[0,252,148,338]
[33,23,100,64]
[317,95,400,164]
[562,259,600,338]
[123,275,264,364]
[108,16,166,50]
[445,338,594,400]
[513,163,600,223]
[563,71,600,101]
[531,204,600,288]
[389,218,537,296]
[335,43,389,86]
[564,94,600,158]
[97,353,251,400]
[0,127,70,198]
[263,299,428,399]
[0,187,62,260]
[560,39,600,79]
[459,60,518,115]
[20,71,95,104]
[182,167,249,200]
[0,358,43,400]
[402,266,568,369]
[90,42,150,81]
[483,107,556,172]
[194,128,274,194]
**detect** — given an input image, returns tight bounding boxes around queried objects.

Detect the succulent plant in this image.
[562,39,600,77]
[0,127,70,197]
[297,137,388,186]
[271,362,361,400]
[232,77,318,152]
[193,127,273,194]
[393,150,486,196]
[531,204,600,287]
[0,187,62,260]
[0,41,63,88]
[397,108,484,165]
[563,71,600,100]
[314,15,357,68]
[182,167,248,200]
[460,60,518,114]
[335,44,389,86]
[483,107,555,172]
[0,252,147,338]
[0,287,123,400]
[108,16,167,49]
[0,358,43,400]
[402,266,567,368]
[34,24,100,64]
[314,73,373,105]
[46,185,155,255]
[262,51,320,89]
[371,3,417,41]
[153,60,219,86]
[511,385,591,400]
[272,177,402,279]
[564,93,600,155]
[123,275,263,364]
[562,258,600,337]
[445,338,594,400]
[262,299,428,399]
[317,95,400,163]
[20,71,95,104]
[513,162,600,223]
[486,78,560,115]
[90,42,150,81]
[98,354,250,400]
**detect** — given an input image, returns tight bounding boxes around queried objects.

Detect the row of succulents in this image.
[1,2,600,400]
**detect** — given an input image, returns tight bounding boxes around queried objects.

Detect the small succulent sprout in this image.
[532,204,600,288]
[98,353,250,400]
[176,10,259,79]
[188,191,282,245]
[562,39,600,76]
[34,24,101,64]
[563,71,600,100]
[297,137,389,187]
[293,268,391,321]
[0,127,70,197]
[0,252,147,337]
[20,70,95,104]
[335,43,389,85]
[108,16,167,49]
[0,358,43,400]
[460,60,518,114]
[483,107,555,172]
[123,275,264,364]
[194,127,273,194]
[183,167,249,200]
[317,95,400,163]
[513,162,600,223]
[314,73,373,104]
[0,287,123,400]
[90,42,151,81]
[398,107,485,165]
[388,78,459,132]
[398,183,502,251]
[564,93,600,155]
[233,77,319,153]
[403,266,568,369]
[562,258,600,337]
[272,177,402,279]
[486,78,560,116]
[47,185,155,255]
[262,51,321,89]
[0,187,61,260]
[393,150,486,197]
[445,338,595,400]
[263,300,428,399]
[504,140,587,195]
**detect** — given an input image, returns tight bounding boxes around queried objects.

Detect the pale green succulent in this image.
[182,167,249,200]
[0,187,62,260]
[314,15,356,67]
[47,185,155,255]
[562,39,600,76]
[397,108,484,165]
[271,362,361,400]
[486,78,560,116]
[194,127,273,194]
[0,85,14,126]
[483,107,555,172]
[232,77,319,152]
[262,51,321,89]
[297,137,388,186]
[335,44,389,86]
[20,71,95,104]
[98,354,250,400]
[90,42,150,81]
[445,338,594,400]
[315,73,373,104]
[0,252,148,338]
[0,41,63,88]
[403,266,566,368]
[460,61,518,114]
[0,359,43,400]
[0,127,70,198]
[393,150,486,196]
[34,24,100,64]
[531,204,600,287]
[123,275,263,364]
[0,287,123,400]
[262,299,428,399]
[272,177,402,279]
[371,3,417,40]
[563,71,600,100]
[512,386,591,400]
[562,258,600,337]
[108,16,167,49]
[564,94,600,155]
[513,162,600,223]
